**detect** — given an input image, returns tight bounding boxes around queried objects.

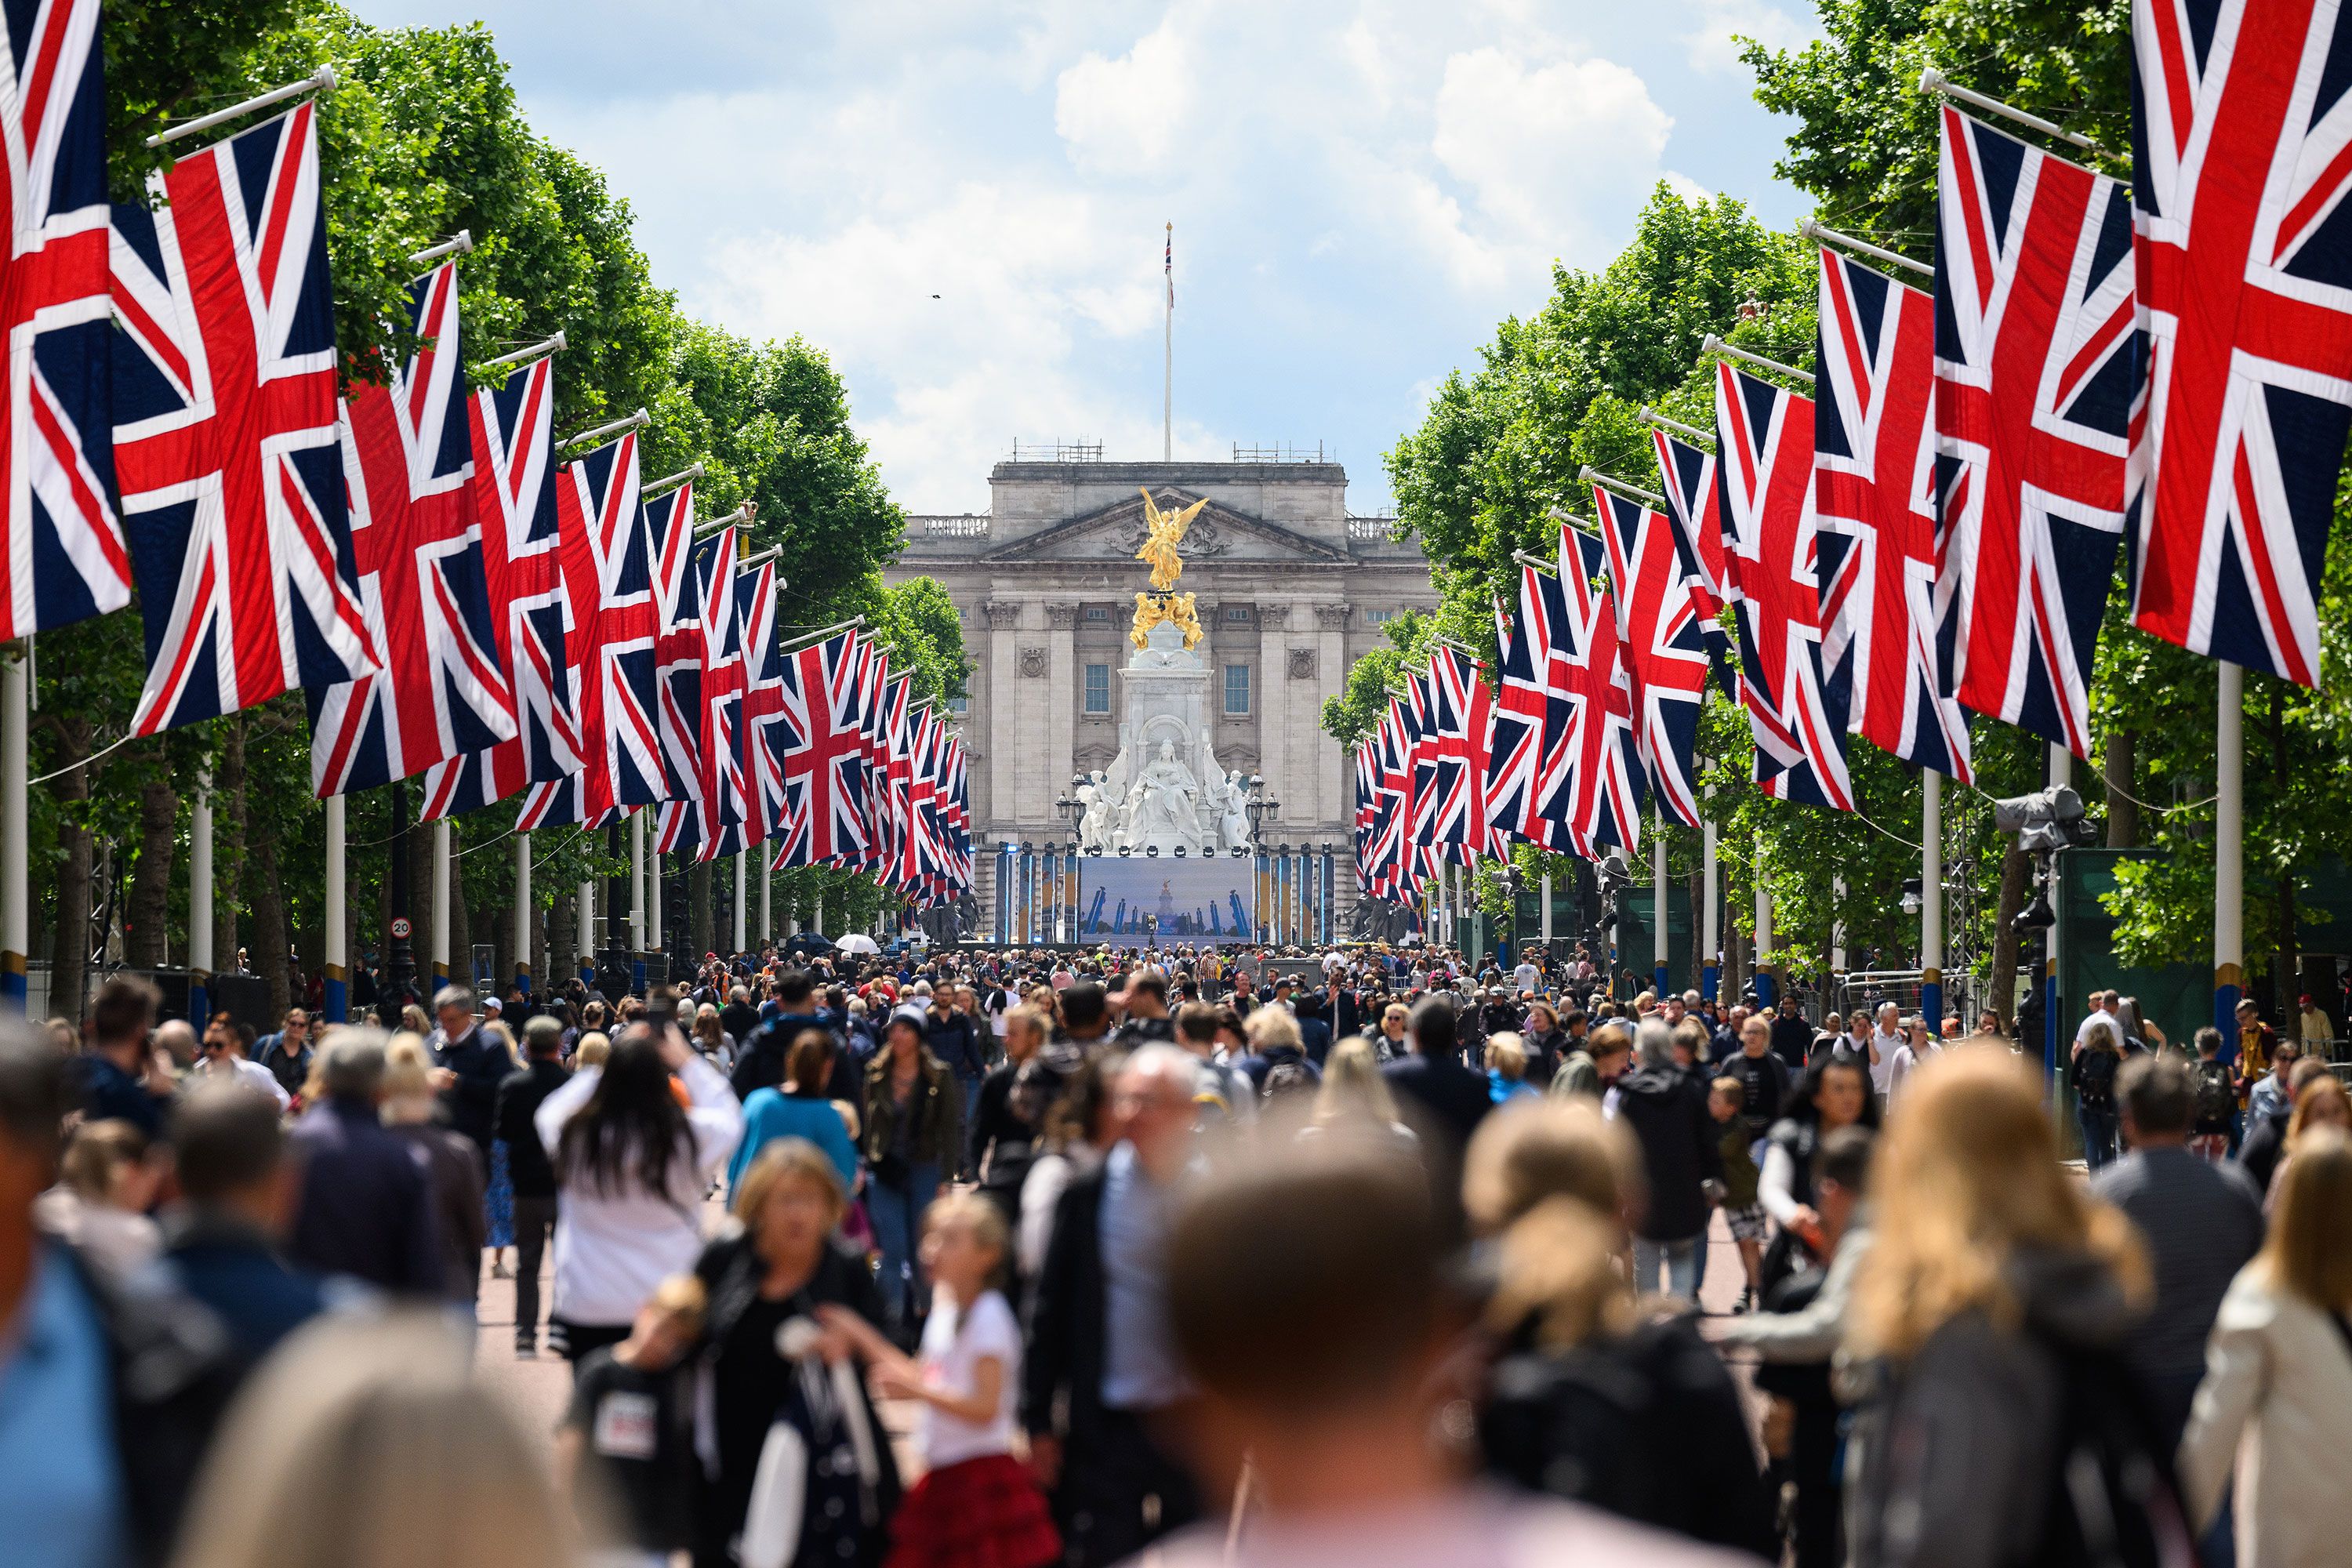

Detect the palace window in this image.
[1365,608,1399,624]
[1223,604,1252,623]
[948,693,970,715]
[1083,663,1110,713]
[1083,606,1109,622]
[1224,662,1251,715]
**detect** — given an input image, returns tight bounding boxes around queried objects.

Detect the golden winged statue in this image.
[1135,488,1209,591]
[1127,588,1203,651]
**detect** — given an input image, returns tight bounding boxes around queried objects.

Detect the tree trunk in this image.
[245,829,291,1020]
[691,860,713,958]
[125,771,178,968]
[212,717,247,971]
[2103,727,2139,848]
[45,714,94,1021]
[1989,845,2031,1032]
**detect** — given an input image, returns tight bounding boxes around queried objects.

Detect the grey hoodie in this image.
[1842,1245,2140,1568]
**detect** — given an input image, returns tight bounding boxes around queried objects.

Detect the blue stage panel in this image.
[1075,856,1258,938]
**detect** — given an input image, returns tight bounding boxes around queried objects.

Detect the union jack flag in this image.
[1715,361,1854,810]
[849,641,890,875]
[1650,428,1739,700]
[1934,105,2133,757]
[421,350,572,820]
[1353,740,1379,891]
[1403,666,1442,851]
[1541,524,1646,854]
[0,0,122,642]
[1486,565,1566,852]
[309,262,515,796]
[903,705,944,898]
[1423,646,1491,863]
[645,481,702,810]
[877,672,916,890]
[1813,245,1974,782]
[736,560,790,853]
[774,628,870,868]
[1595,485,1711,826]
[517,433,658,828]
[113,102,375,734]
[1369,699,1418,898]
[690,529,745,861]
[2128,0,2352,687]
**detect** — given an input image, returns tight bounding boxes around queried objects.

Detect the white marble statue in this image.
[1215,767,1253,852]
[1076,772,1117,854]
[1126,740,1200,846]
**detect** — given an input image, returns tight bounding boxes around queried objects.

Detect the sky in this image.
[354,0,1821,514]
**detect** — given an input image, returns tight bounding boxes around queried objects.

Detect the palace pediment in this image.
[977,488,1351,568]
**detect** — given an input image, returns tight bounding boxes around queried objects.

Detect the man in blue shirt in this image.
[158,1083,331,1375]
[74,977,174,1141]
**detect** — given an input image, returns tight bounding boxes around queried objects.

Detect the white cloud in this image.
[1054,14,1195,175]
[1681,0,1817,76]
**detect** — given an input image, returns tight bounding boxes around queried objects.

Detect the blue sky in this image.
[354,0,1821,513]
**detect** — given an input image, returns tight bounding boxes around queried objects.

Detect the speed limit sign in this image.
[390,916,412,939]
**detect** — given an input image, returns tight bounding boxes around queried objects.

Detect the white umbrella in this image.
[834,933,880,955]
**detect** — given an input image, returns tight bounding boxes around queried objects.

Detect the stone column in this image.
[1257,601,1288,823]
[1015,634,1051,829]
[983,599,1020,837]
[1046,602,1079,816]
[1313,602,1352,832]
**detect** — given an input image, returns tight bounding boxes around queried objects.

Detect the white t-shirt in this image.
[1867,1029,1904,1092]
[1513,963,1541,994]
[916,1289,1022,1468]
[2075,1011,2121,1052]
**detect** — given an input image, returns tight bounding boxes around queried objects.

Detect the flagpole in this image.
[630,811,646,994]
[1921,770,1944,1031]
[1700,782,1719,1002]
[190,767,214,1024]
[514,831,532,999]
[323,796,346,1022]
[733,851,747,954]
[577,880,593,982]
[1163,221,1174,463]
[0,644,26,1013]
[760,860,772,947]
[1754,833,1776,1010]
[430,818,450,997]
[648,841,663,971]
[1653,804,1668,998]
[2216,662,2243,1039]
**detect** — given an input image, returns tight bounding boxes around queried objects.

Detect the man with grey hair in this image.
[427,985,502,1171]
[285,1027,441,1295]
[1610,1018,1722,1301]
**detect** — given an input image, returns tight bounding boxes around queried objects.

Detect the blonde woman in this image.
[2263,1072,2350,1210]
[1307,1036,1415,1146]
[2179,1123,2352,1568]
[382,1036,486,1308]
[1844,1047,2161,1568]
[172,1312,567,1568]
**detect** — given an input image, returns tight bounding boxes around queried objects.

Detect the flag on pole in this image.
[773,628,869,868]
[690,528,746,861]
[112,101,375,734]
[1425,646,1490,864]
[0,0,124,643]
[1650,428,1739,700]
[1715,361,1853,810]
[420,350,572,819]
[1541,524,1645,855]
[308,260,515,796]
[2127,0,2352,687]
[1595,485,1711,826]
[645,481,703,812]
[736,560,790,852]
[1486,567,1566,853]
[1812,245,1973,781]
[1933,104,2132,757]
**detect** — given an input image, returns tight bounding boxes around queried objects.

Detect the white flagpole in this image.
[630,811,646,958]
[1700,778,1719,1001]
[0,645,26,1013]
[1755,833,1776,1009]
[430,818,450,996]
[1540,869,1553,949]
[1653,804,1668,996]
[760,859,772,946]
[2216,663,2244,1037]
[323,796,346,1021]
[515,832,532,997]
[190,768,214,1021]
[648,842,662,962]
[733,851,747,954]
[577,880,593,982]
[1921,771,1944,1031]
[1163,221,1174,463]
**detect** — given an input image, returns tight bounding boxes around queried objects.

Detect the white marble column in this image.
[984,598,1019,833]
[1257,602,1287,825]
[1046,602,1078,816]
[1312,602,1351,832]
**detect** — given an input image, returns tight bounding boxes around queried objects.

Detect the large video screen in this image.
[1075,856,1258,939]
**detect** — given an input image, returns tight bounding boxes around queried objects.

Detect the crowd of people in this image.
[3,935,2347,1568]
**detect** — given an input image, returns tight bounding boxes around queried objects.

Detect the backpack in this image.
[2074,1045,2119,1111]
[2193,1058,2236,1129]
[2023,1337,2198,1568]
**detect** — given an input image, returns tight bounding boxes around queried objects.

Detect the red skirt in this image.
[884,1453,1062,1568]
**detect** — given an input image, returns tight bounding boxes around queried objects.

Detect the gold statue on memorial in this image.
[1135,488,1208,591]
[1129,488,1210,650]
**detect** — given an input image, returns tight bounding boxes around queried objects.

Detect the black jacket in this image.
[1023,1163,1112,1443]
[61,1242,241,1567]
[1613,1065,1724,1241]
[1479,1312,1778,1561]
[285,1098,443,1295]
[1383,1052,1493,1150]
[859,1051,960,1175]
[731,1011,833,1101]
[432,1026,509,1152]
[493,1058,572,1198]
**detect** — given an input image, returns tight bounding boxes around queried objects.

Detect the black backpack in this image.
[2193,1058,2236,1128]
[2074,1046,2120,1111]
[2024,1338,2198,1568]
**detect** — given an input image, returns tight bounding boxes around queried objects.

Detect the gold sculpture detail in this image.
[1134,488,1208,591]
[1128,488,1210,650]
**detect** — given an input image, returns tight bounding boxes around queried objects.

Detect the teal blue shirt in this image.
[0,1243,126,1568]
[728,1089,860,1196]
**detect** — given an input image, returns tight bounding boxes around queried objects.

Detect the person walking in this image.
[381,1037,488,1311]
[861,1009,960,1338]
[2178,1123,2352,1568]
[494,1017,570,1358]
[1844,1047,2187,1568]
[1757,1051,1876,1290]
[1612,1019,1721,1301]
[535,1022,744,1367]
[285,1029,444,1297]
[731,1029,858,1196]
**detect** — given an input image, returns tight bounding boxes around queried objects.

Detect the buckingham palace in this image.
[891,450,1440,938]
